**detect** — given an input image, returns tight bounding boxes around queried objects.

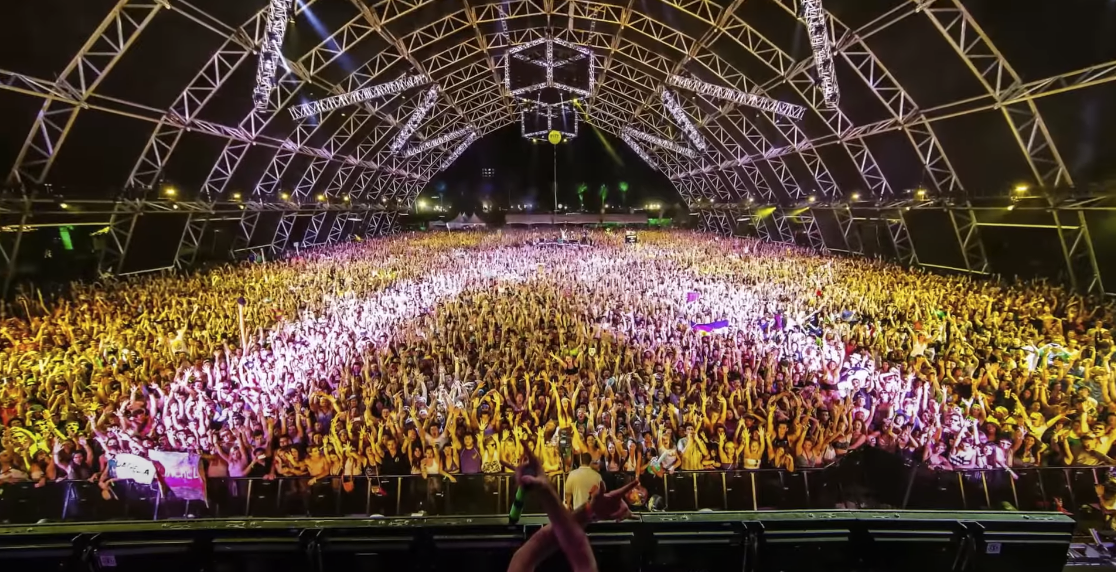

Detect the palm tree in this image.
[576,182,587,211]
[599,184,608,210]
[618,181,629,207]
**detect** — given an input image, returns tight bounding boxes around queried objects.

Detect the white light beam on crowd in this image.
[288,74,427,120]
[801,0,840,109]
[253,0,295,110]
[666,74,806,120]
[390,85,439,154]
[400,127,472,158]
[439,130,478,170]
[620,130,659,170]
[621,126,698,158]
[661,89,706,152]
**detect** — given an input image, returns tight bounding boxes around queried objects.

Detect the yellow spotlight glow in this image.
[343,195,350,202]
[232,192,242,200]
[1007,204,1016,211]
[807,196,816,203]
[316,194,326,202]
[60,203,69,209]
[164,187,177,197]
[280,192,290,200]
[1013,184,1030,194]
[915,188,927,198]
[851,193,860,201]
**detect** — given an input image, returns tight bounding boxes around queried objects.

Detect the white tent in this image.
[446,213,486,230]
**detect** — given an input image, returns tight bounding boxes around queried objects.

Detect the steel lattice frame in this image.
[6,0,1113,205]
[1,0,1115,292]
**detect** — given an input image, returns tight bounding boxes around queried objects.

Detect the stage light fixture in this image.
[666,74,805,120]
[253,0,294,110]
[288,75,428,120]
[661,89,706,152]
[390,86,439,154]
[439,131,478,170]
[504,36,594,105]
[801,0,840,108]
[401,127,472,158]
[620,131,659,170]
[164,187,177,197]
[280,192,290,200]
[621,127,697,158]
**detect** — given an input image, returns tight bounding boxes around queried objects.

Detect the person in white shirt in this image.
[564,454,603,510]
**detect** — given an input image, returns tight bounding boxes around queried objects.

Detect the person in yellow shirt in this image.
[677,423,708,471]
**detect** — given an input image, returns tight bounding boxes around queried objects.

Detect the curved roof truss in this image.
[2,0,1114,208]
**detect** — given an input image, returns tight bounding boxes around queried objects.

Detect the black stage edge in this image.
[0,510,1073,572]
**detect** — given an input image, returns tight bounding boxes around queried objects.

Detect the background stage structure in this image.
[0,1,1112,296]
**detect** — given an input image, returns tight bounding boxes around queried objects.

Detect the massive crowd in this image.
[1,230,1114,496]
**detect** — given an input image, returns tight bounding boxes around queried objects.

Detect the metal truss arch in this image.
[4,0,1110,213]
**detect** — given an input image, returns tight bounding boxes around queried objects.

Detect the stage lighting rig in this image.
[666,75,805,120]
[401,127,472,158]
[661,89,706,152]
[620,131,659,170]
[390,85,439,154]
[801,0,840,108]
[621,127,697,159]
[521,104,578,141]
[504,36,594,107]
[439,131,478,170]
[288,74,427,120]
[253,0,295,110]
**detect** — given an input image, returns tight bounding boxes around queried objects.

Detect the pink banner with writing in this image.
[148,451,207,502]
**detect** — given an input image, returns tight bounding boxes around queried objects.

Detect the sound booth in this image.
[0,510,1073,572]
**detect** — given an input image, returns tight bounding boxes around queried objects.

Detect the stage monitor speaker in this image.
[0,511,1073,572]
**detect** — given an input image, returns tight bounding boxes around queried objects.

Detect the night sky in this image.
[432,121,680,213]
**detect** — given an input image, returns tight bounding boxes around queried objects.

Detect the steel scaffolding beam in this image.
[1,0,1112,217]
[7,0,164,187]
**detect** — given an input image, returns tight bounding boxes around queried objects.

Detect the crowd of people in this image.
[1,229,1114,501]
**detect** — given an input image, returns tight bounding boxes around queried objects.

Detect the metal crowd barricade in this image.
[0,455,1109,526]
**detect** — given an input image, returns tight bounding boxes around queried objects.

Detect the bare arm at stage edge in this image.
[506,450,638,572]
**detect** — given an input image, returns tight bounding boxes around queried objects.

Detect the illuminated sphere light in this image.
[547,130,563,145]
